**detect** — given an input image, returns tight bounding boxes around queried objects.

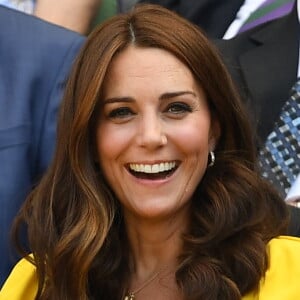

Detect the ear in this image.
[209,118,221,151]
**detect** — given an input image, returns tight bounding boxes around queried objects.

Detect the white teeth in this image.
[144,165,151,173]
[152,164,159,173]
[129,162,176,173]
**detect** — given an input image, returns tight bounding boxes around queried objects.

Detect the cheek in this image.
[96,126,122,188]
[97,124,123,157]
[96,125,111,163]
[95,123,134,174]
[172,118,211,154]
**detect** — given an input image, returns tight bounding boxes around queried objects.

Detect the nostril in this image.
[137,130,167,148]
[136,117,166,148]
[161,135,167,145]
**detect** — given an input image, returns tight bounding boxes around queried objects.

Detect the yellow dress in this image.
[1,236,300,300]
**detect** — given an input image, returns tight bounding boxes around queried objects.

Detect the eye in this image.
[108,107,135,119]
[165,102,193,115]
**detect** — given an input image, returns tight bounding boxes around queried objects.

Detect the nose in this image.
[136,113,167,149]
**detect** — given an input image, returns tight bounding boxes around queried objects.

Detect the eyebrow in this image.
[159,91,196,100]
[103,97,134,104]
[103,91,196,104]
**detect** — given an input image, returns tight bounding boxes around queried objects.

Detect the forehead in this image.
[103,46,197,92]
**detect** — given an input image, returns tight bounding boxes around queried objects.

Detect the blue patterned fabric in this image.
[259,79,300,196]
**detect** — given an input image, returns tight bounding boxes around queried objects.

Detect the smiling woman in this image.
[1,3,300,300]
[97,46,213,220]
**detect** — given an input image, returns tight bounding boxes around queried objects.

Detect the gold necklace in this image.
[124,268,164,300]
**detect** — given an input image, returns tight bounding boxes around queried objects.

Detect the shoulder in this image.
[268,235,300,250]
[243,236,300,300]
[266,236,300,271]
[214,10,295,60]
[266,236,300,270]
[0,5,84,40]
[0,5,85,63]
[0,257,37,300]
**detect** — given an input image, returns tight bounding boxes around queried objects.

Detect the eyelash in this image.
[165,102,193,114]
[108,107,135,119]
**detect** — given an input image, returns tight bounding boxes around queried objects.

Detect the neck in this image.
[124,208,189,279]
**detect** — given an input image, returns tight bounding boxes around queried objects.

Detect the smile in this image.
[127,161,179,179]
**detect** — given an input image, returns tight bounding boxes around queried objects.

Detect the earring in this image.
[208,151,215,167]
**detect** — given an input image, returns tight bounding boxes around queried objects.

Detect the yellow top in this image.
[1,236,300,300]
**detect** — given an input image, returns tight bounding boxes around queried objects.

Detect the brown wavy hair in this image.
[12,4,288,299]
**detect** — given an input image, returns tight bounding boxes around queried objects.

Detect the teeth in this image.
[129,162,176,174]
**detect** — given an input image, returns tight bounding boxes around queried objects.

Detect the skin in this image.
[96,45,218,296]
[34,0,102,34]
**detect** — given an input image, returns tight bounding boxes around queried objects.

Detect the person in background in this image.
[223,0,295,39]
[1,4,300,300]
[0,0,104,34]
[0,0,34,13]
[34,0,103,34]
[215,0,300,234]
[0,5,84,286]
[137,0,294,39]
[137,0,244,38]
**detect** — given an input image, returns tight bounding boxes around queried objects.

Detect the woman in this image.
[1,4,300,300]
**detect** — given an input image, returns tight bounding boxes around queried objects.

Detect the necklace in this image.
[124,268,164,300]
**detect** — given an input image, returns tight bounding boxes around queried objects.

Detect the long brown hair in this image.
[12,4,288,299]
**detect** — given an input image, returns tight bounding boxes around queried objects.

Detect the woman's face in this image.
[96,46,217,221]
